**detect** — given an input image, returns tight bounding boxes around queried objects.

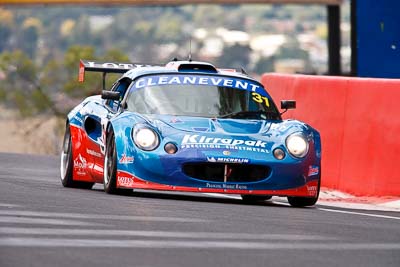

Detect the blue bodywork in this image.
[112,113,321,191]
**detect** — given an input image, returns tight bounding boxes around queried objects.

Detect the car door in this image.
[88,77,132,180]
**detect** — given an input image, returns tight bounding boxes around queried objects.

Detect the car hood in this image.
[133,114,275,135]
[113,112,317,161]
[118,113,309,138]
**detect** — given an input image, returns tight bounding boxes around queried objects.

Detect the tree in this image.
[253,56,276,75]
[63,45,130,97]
[0,50,58,117]
[275,36,314,73]
[217,43,251,70]
[20,17,43,59]
[0,45,130,117]
[63,45,98,97]
[0,9,14,52]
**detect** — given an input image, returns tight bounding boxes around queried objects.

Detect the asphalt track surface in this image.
[0,153,399,267]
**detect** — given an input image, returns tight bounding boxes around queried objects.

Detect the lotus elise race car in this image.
[60,59,321,207]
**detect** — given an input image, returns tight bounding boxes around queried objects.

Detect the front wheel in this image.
[287,195,319,207]
[287,177,320,207]
[103,130,131,195]
[60,123,94,189]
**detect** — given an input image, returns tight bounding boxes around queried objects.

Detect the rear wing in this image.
[78,59,160,90]
[78,59,249,90]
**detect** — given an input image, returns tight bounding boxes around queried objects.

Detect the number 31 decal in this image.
[252,92,270,107]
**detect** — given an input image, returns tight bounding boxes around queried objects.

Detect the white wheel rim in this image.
[60,130,70,181]
[104,152,109,185]
[104,134,116,189]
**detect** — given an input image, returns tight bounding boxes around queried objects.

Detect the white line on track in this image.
[0,210,206,223]
[0,216,98,226]
[0,238,399,250]
[0,203,20,208]
[317,200,400,212]
[318,208,400,220]
[0,227,333,241]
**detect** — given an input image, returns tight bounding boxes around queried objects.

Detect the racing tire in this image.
[287,177,321,208]
[103,130,131,195]
[60,123,94,189]
[241,195,272,203]
[287,195,319,207]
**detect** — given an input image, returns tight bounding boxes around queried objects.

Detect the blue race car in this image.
[60,59,321,207]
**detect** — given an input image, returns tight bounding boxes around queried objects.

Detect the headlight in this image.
[286,133,309,158]
[133,125,159,151]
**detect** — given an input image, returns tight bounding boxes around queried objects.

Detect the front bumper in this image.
[116,147,320,198]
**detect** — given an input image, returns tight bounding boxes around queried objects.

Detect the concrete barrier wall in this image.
[261,73,400,196]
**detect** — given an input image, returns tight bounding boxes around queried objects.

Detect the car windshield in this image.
[125,74,281,120]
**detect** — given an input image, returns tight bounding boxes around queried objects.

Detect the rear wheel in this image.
[60,123,94,189]
[241,195,272,203]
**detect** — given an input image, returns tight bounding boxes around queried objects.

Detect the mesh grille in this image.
[182,163,270,183]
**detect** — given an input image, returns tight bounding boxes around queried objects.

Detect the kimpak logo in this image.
[181,134,269,153]
[182,135,267,147]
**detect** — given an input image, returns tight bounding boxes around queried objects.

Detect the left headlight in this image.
[133,125,160,151]
[286,132,309,158]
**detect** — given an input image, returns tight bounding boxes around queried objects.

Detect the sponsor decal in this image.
[119,154,134,164]
[222,150,231,156]
[133,75,261,93]
[182,135,267,147]
[269,124,288,133]
[206,183,248,190]
[207,157,249,164]
[74,116,83,125]
[308,165,319,177]
[192,127,208,132]
[78,61,85,82]
[86,149,101,158]
[181,134,269,153]
[74,154,87,176]
[86,61,152,70]
[170,117,183,124]
[117,176,134,187]
[307,185,318,196]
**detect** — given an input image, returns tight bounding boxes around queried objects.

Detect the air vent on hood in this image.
[178,63,218,73]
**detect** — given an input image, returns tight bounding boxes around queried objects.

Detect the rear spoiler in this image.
[78,59,160,90]
[78,59,248,90]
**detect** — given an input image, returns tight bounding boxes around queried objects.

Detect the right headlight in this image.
[286,132,309,158]
[132,125,160,151]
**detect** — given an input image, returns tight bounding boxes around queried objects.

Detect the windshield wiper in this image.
[219,110,275,119]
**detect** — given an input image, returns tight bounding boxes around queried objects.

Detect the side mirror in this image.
[281,100,296,110]
[101,90,120,101]
[280,100,296,115]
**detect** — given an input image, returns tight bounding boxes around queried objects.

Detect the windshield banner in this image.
[132,74,267,96]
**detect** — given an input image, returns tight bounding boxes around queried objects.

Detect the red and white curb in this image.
[318,188,400,212]
[204,189,400,212]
